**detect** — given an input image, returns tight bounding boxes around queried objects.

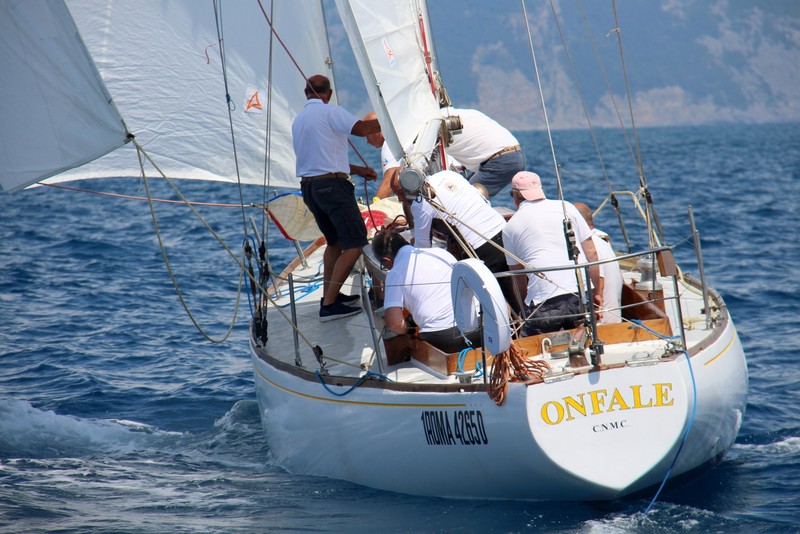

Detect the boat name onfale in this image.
[539,383,674,426]
[421,410,488,446]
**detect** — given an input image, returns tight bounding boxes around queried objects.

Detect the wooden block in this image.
[383,334,412,365]
[622,282,667,319]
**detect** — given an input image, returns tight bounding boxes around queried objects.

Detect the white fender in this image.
[450,258,511,354]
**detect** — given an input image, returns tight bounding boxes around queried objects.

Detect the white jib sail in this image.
[41,1,334,190]
[0,0,128,193]
[335,0,441,161]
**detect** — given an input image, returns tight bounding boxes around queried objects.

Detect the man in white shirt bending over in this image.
[372,229,480,353]
[364,111,462,200]
[440,106,525,198]
[409,169,521,314]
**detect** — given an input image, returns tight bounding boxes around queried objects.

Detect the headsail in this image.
[2,1,336,191]
[334,0,441,161]
[0,0,128,192]
[55,1,335,189]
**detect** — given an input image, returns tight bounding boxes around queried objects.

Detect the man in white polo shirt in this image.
[503,171,602,335]
[372,229,480,353]
[292,74,380,321]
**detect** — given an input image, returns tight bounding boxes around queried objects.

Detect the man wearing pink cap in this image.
[502,171,601,336]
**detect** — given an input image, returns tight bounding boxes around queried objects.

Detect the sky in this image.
[327,0,800,130]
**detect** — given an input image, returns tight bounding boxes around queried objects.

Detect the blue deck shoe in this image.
[319,301,362,322]
[320,292,361,306]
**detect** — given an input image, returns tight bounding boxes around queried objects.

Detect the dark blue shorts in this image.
[301,178,367,250]
[522,293,583,336]
[418,326,482,354]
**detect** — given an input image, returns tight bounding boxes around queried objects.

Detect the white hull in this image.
[251,244,747,501]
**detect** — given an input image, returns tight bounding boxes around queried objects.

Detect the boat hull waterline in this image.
[251,318,746,501]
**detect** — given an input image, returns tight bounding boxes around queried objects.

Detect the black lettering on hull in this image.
[421,410,489,445]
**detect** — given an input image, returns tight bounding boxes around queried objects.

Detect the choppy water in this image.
[1,123,799,533]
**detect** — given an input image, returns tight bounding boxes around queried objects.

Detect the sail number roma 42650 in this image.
[421,410,488,445]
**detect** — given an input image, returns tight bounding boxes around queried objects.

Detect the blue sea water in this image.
[1,123,799,533]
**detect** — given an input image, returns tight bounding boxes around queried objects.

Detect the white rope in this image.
[132,140,320,352]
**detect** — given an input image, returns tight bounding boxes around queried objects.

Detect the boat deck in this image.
[260,239,719,385]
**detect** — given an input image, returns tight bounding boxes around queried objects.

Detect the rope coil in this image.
[488,344,550,405]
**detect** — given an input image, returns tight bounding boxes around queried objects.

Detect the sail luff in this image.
[334,0,404,161]
[334,0,441,160]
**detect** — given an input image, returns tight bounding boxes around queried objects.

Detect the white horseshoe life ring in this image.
[450,258,511,354]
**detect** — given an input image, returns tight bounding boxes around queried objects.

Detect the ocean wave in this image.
[0,399,180,458]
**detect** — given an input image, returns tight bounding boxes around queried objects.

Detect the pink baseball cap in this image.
[511,171,546,201]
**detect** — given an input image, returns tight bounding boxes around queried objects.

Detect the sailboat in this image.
[1,0,747,502]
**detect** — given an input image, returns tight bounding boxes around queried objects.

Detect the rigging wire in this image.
[576,0,638,168]
[520,0,564,203]
[415,185,592,338]
[250,0,278,338]
[420,185,526,267]
[610,0,665,248]
[256,2,275,294]
[131,139,322,352]
[414,0,447,163]
[252,0,371,172]
[254,0,379,232]
[416,0,443,93]
[521,0,593,330]
[549,0,632,253]
[211,0,250,237]
[40,182,258,208]
[262,0,276,245]
[415,181,590,337]
[610,0,645,189]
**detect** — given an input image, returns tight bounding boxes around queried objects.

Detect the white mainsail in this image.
[335,0,441,160]
[2,1,336,191]
[0,0,128,193]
